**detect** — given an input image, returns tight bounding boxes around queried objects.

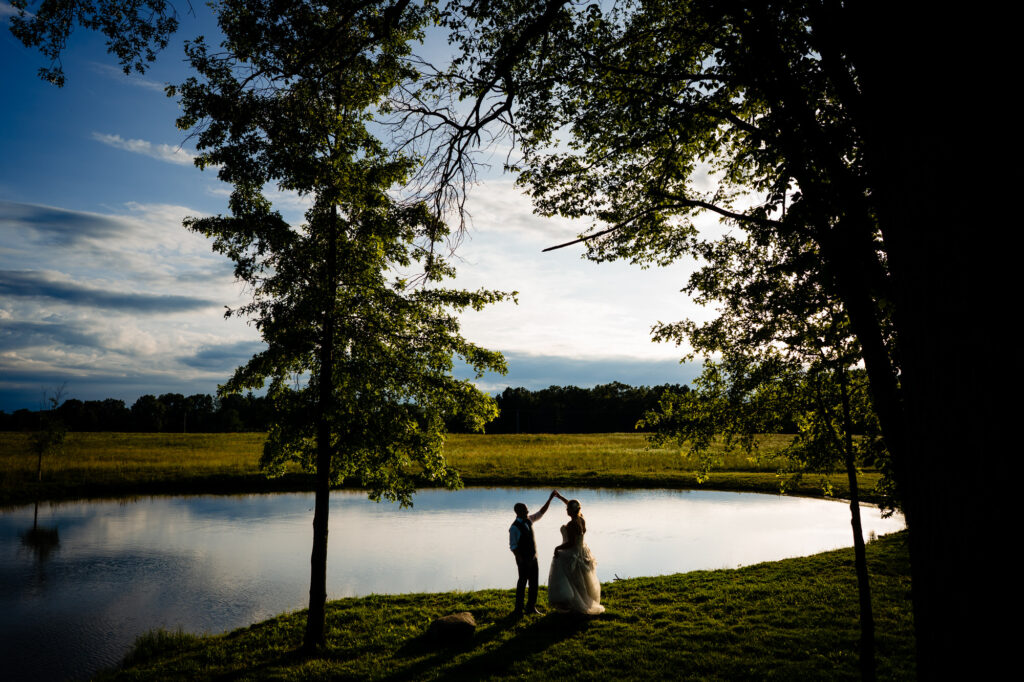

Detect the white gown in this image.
[547,522,605,615]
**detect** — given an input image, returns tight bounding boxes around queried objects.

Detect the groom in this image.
[509,490,558,617]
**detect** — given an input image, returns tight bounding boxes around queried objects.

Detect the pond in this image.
[0,487,904,680]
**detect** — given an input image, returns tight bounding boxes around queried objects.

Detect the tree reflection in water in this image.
[21,500,59,565]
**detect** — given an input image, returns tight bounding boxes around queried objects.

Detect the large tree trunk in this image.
[847,5,1000,678]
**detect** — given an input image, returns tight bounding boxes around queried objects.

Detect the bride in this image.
[547,493,605,615]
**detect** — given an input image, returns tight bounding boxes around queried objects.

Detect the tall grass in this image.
[445,432,795,476]
[1,432,880,506]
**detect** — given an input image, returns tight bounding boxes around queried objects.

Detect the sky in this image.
[0,4,718,413]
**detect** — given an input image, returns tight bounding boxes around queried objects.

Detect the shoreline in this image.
[1,470,886,509]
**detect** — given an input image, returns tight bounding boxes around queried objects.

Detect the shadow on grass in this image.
[384,611,593,681]
[218,648,310,681]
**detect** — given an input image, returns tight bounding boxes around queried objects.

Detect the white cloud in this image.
[451,180,715,362]
[0,177,722,409]
[89,62,168,93]
[0,199,260,409]
[92,132,196,166]
[0,3,22,19]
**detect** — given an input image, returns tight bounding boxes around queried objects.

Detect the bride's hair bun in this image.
[567,499,581,515]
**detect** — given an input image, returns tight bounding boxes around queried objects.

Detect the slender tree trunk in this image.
[303,208,339,653]
[303,437,331,651]
[839,368,875,682]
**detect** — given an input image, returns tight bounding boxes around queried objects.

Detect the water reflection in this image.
[21,500,60,564]
[0,488,903,680]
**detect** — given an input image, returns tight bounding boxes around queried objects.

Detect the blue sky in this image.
[0,4,714,412]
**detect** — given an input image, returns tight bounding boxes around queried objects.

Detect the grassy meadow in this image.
[0,431,883,507]
[100,531,914,680]
[0,431,882,507]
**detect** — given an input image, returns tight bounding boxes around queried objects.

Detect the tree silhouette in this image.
[440,2,996,674]
[173,0,508,651]
[30,385,66,483]
[7,0,184,86]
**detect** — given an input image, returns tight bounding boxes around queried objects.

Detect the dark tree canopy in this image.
[438,1,1001,675]
[489,382,690,434]
[8,0,185,86]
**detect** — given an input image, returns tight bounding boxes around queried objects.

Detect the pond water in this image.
[0,487,904,680]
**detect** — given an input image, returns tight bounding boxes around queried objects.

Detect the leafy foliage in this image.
[8,0,181,86]
[172,0,510,649]
[174,0,509,506]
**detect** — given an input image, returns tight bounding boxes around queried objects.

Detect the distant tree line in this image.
[5,379,875,434]
[0,384,692,434]
[0,392,273,433]
[486,382,694,434]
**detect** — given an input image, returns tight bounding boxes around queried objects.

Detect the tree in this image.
[130,394,165,432]
[30,385,66,482]
[173,0,508,651]
[644,341,887,680]
[433,2,999,674]
[626,213,890,678]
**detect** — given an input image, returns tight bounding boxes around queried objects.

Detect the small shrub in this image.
[120,628,201,667]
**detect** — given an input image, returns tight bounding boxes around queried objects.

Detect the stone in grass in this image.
[427,611,476,647]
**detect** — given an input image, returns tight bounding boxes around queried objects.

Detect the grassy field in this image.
[99,531,914,680]
[0,431,883,506]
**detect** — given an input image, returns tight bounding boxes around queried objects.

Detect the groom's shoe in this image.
[525,607,543,615]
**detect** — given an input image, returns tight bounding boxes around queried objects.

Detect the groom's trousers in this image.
[515,553,539,612]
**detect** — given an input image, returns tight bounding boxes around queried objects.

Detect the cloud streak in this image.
[0,362,234,412]
[0,200,130,245]
[181,340,267,371]
[92,132,196,166]
[0,320,105,351]
[455,351,702,393]
[89,62,168,92]
[0,270,218,313]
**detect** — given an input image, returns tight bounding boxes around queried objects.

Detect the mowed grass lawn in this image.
[100,531,915,681]
[0,431,882,506]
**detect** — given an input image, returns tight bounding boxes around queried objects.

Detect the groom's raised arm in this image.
[528,490,558,522]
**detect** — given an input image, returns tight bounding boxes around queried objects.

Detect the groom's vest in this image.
[512,518,536,558]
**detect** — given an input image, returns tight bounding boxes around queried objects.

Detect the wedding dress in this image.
[547,521,605,615]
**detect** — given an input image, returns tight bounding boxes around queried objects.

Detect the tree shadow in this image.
[385,611,593,681]
[216,648,309,681]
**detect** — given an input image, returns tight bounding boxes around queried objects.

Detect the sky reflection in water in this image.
[0,488,904,680]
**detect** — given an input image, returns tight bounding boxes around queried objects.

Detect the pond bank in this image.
[0,470,884,508]
[98,531,915,681]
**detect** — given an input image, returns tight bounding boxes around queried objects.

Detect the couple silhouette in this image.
[509,490,604,617]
